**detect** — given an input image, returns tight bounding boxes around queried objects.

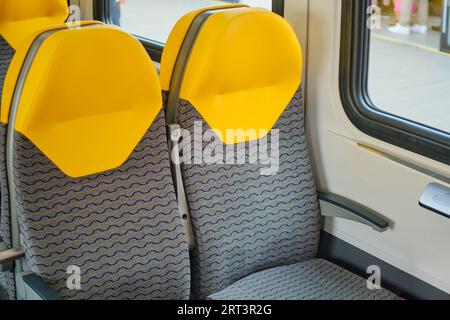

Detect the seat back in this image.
[1,22,190,300]
[161,6,322,299]
[0,0,69,300]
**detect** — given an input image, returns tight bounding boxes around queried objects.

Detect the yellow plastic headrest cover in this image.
[0,0,68,48]
[14,25,162,178]
[162,7,302,144]
[1,21,101,124]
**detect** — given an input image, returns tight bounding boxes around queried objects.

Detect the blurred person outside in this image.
[389,0,429,34]
[110,0,127,26]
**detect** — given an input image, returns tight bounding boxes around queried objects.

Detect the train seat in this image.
[161,6,401,300]
[0,18,190,299]
[0,0,71,300]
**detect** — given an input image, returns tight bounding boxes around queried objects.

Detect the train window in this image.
[97,1,281,60]
[113,0,273,43]
[340,0,450,164]
[369,0,450,133]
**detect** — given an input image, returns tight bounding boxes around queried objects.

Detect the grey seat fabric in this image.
[178,89,322,299]
[167,8,401,300]
[0,35,15,301]
[208,259,401,300]
[0,28,191,300]
[11,111,191,300]
[178,90,400,300]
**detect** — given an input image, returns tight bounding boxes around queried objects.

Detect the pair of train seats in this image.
[0,1,401,300]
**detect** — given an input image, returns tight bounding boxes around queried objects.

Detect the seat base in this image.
[208,259,401,300]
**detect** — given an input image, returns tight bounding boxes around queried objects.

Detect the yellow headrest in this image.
[160,3,247,90]
[11,25,162,178]
[161,7,302,144]
[0,0,68,49]
[1,21,101,124]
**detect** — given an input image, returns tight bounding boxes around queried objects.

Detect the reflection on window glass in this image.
[108,0,272,44]
[368,0,450,133]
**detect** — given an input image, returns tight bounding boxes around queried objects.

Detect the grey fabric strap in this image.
[168,124,195,250]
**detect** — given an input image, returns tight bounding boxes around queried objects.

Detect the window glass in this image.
[368,0,450,133]
[108,0,273,44]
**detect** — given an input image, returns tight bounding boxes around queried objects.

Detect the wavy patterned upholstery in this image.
[209,259,401,300]
[0,126,15,301]
[12,110,191,300]
[0,35,15,300]
[178,88,322,299]
[0,17,193,299]
[164,6,401,301]
[178,89,400,300]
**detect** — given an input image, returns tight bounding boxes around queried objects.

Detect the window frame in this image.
[94,0,285,62]
[340,0,450,165]
[441,1,450,53]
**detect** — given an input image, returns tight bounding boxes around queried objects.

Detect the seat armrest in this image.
[318,192,391,232]
[21,274,61,300]
[1,245,59,300]
[0,242,25,271]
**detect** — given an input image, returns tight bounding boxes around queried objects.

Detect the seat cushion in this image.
[208,259,401,300]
